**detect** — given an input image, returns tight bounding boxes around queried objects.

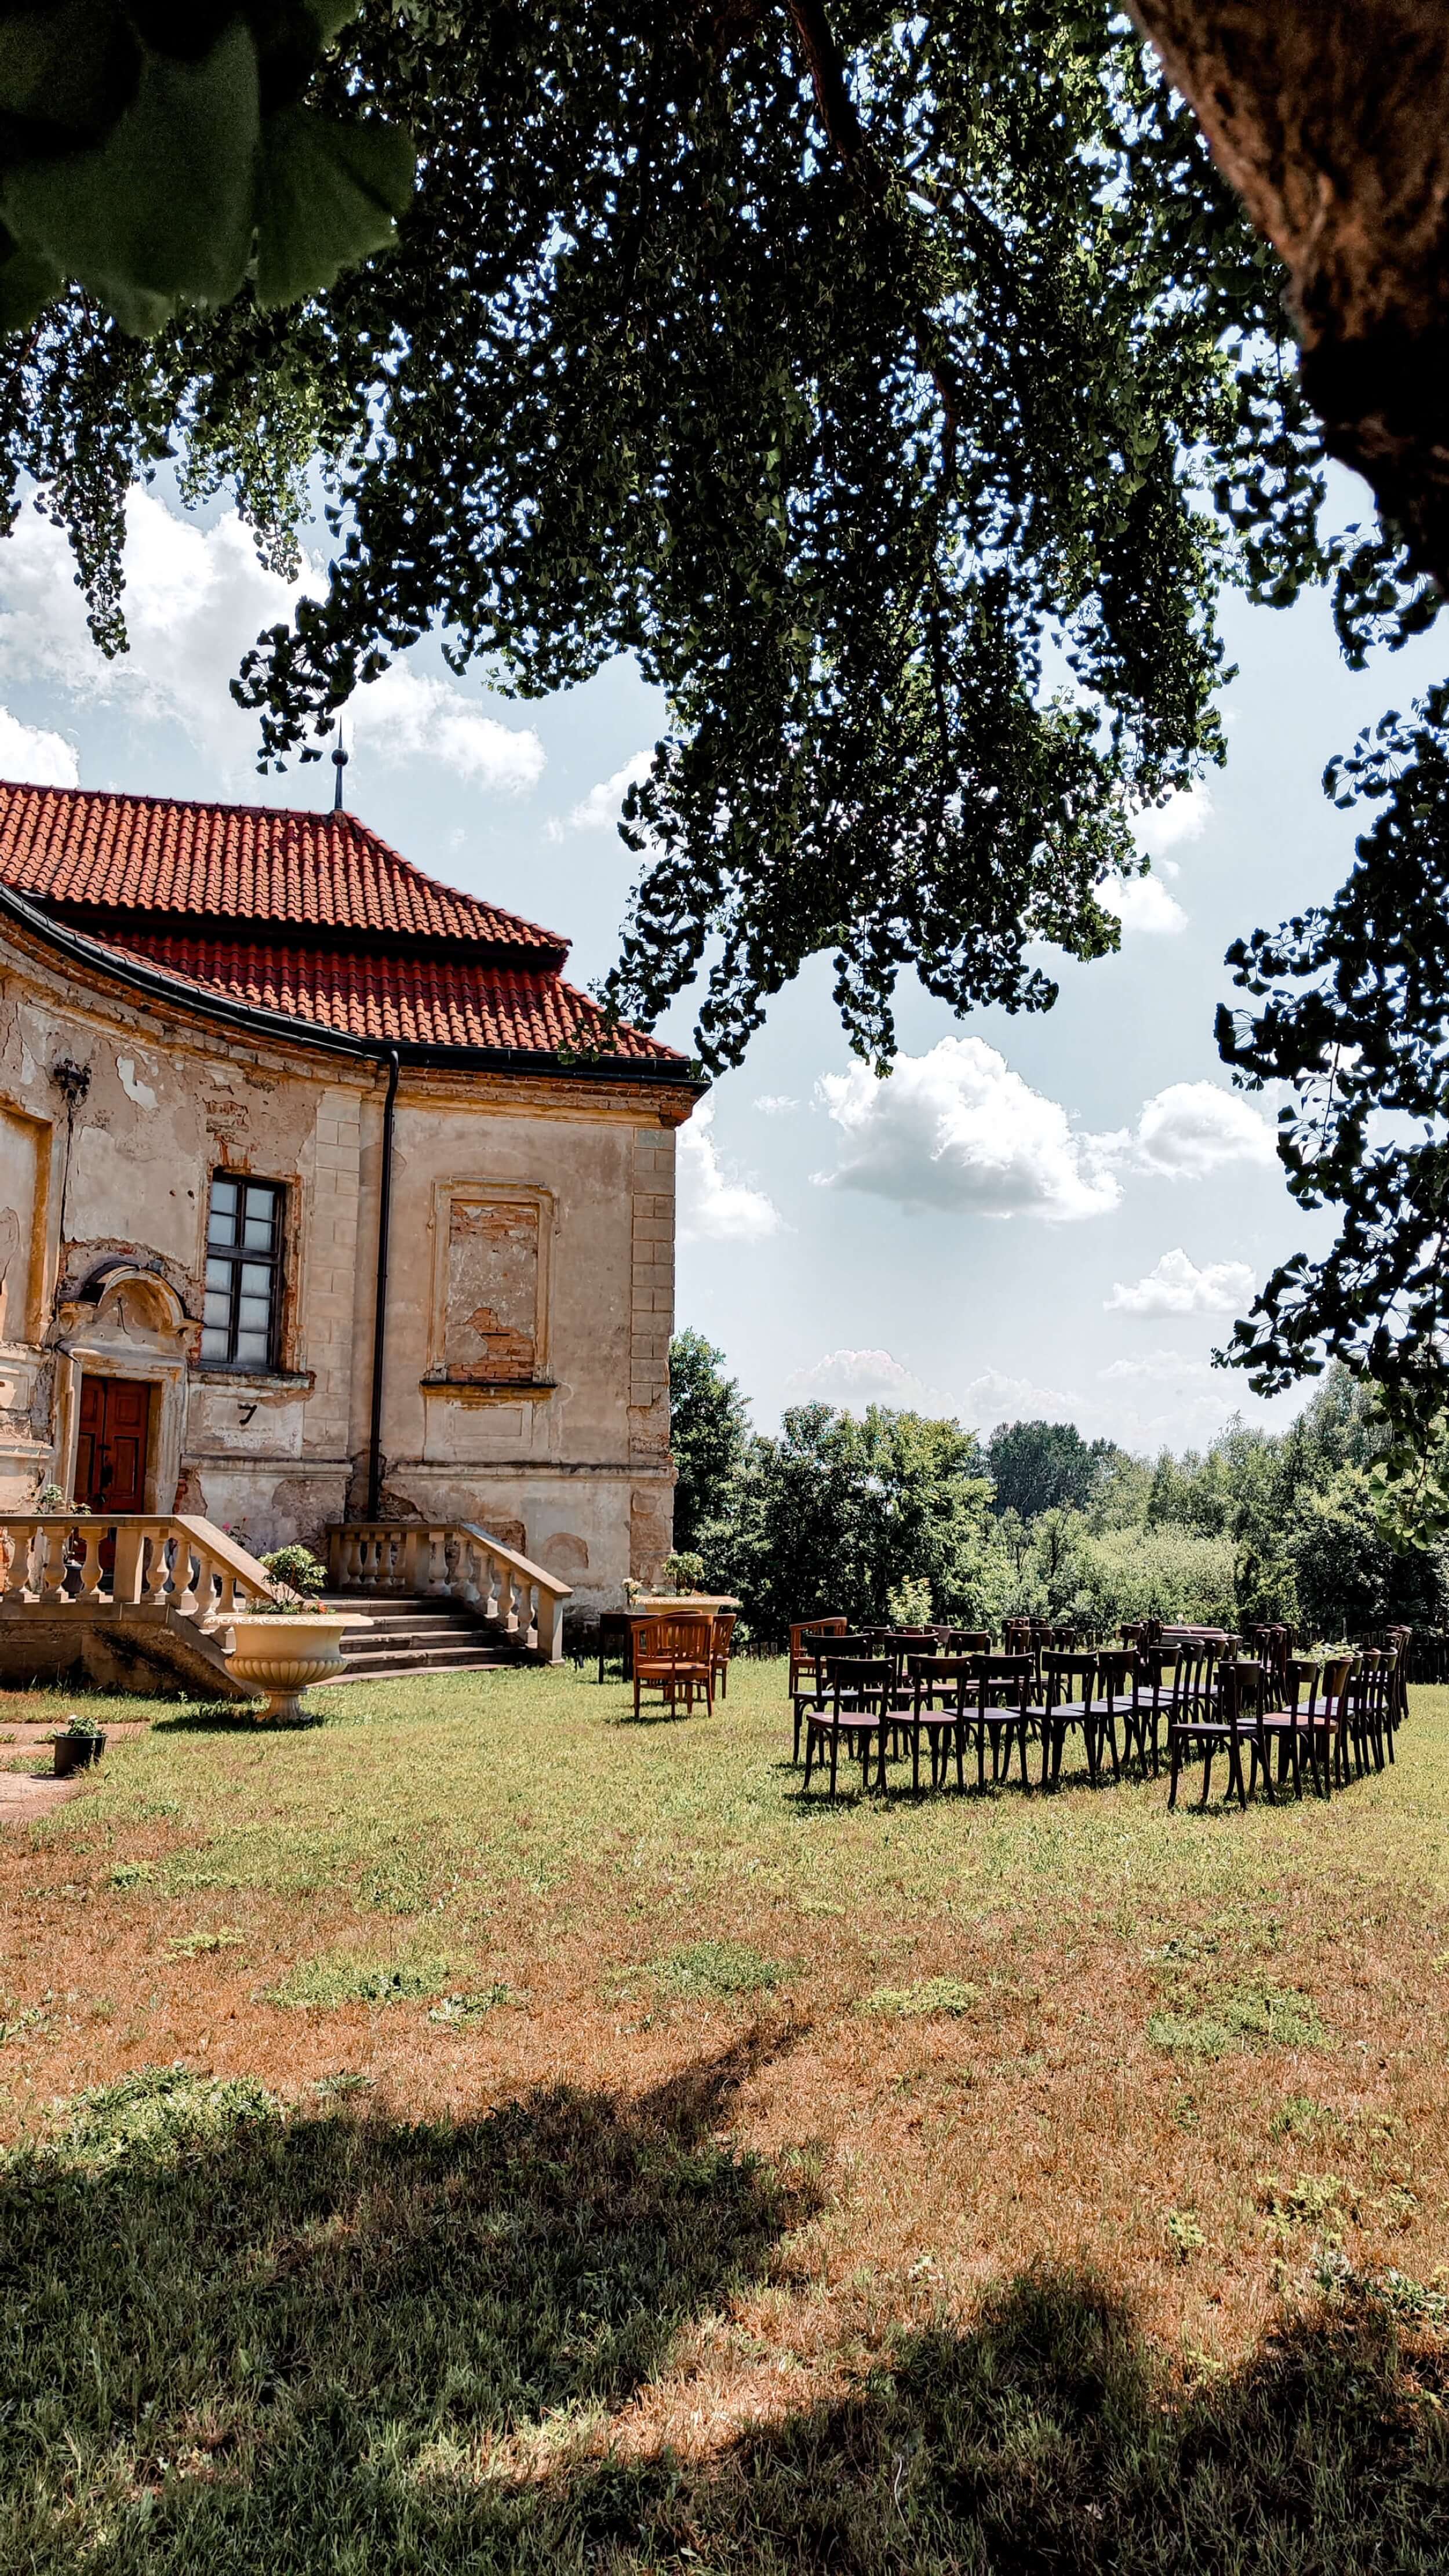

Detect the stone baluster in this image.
[143,1525,173,1608]
[75,1523,106,1604]
[176,1537,206,1618]
[39,1523,70,1604]
[456,1531,482,1607]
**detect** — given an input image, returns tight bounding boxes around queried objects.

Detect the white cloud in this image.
[754,1094,799,1115]
[1101,871,1188,936]
[1131,1082,1277,1179]
[0,702,78,786]
[352,665,543,792]
[554,748,652,834]
[1133,778,1213,859]
[1098,1349,1215,1384]
[677,1100,782,1244]
[0,490,543,791]
[815,1037,1122,1221]
[959,1366,1077,1428]
[1105,1247,1255,1318]
[787,1347,925,1405]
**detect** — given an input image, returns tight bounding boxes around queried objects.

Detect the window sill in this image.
[194,1367,315,1393]
[420,1378,556,1406]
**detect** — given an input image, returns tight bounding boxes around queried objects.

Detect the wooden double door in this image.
[75,1376,152,1514]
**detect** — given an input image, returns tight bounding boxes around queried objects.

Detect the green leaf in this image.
[0,0,129,137]
[300,0,365,37]
[0,232,62,332]
[254,107,416,311]
[0,21,260,331]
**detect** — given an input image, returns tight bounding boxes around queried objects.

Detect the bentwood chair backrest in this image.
[1040,1653,1095,1712]
[637,1614,712,1667]
[975,1653,1035,1712]
[824,1657,894,1716]
[790,1616,847,1687]
[1284,1658,1323,1720]
[1171,1639,1219,1720]
[910,1653,977,1712]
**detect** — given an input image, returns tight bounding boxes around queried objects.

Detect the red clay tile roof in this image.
[0,780,567,956]
[88,928,687,1063]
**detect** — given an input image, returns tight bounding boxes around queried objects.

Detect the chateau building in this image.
[0,780,702,1623]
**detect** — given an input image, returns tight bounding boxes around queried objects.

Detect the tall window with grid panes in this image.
[201,1176,285,1370]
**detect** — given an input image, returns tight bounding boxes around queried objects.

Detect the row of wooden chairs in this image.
[790,1623,1405,1803]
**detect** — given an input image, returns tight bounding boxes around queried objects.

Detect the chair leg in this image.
[829,1726,839,1799]
[1168,1737,1181,1809]
[1199,1743,1213,1810]
[803,1721,816,1792]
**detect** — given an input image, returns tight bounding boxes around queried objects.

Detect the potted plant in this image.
[53,1710,107,1776]
[224,1544,363,1723]
[660,1551,707,1596]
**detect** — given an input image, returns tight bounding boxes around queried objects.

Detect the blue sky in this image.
[0,478,1439,1455]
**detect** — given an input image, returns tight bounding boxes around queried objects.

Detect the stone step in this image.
[337,1614,483,1642]
[313,1592,531,1680]
[325,1644,511,1680]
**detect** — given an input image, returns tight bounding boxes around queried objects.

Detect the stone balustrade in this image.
[0,1512,275,1624]
[326,1520,571,1662]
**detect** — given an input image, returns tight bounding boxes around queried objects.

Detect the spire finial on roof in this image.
[332,719,348,813]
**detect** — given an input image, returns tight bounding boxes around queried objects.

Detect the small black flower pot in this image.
[53,1731,106,1778]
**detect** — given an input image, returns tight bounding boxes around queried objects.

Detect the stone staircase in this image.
[317,1593,527,1684]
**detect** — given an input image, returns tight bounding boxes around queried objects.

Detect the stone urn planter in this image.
[225,1613,359,1723]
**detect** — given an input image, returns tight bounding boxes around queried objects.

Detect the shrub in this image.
[261,1544,328,1599]
[886,1575,934,1625]
[1068,1525,1237,1630]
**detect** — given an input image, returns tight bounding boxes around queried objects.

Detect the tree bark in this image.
[1127,0,1449,584]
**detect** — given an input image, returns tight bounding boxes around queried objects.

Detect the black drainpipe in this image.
[365,1047,401,1521]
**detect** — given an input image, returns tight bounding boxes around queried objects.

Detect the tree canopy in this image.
[5,4,1449,1472]
[2,0,1341,1081]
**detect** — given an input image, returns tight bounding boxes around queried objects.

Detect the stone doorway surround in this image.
[50,1265,192,1512]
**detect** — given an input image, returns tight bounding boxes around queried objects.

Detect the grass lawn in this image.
[2,1659,1448,2568]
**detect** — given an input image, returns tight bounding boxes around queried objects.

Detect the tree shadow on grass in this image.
[4,2044,1447,2575]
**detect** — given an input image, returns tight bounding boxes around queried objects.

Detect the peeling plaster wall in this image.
[0,919,689,1606]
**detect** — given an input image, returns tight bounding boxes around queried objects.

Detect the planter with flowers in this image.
[52,1710,107,1776]
[225,1546,367,1723]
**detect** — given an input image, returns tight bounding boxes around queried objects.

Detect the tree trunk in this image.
[1127,1,1449,584]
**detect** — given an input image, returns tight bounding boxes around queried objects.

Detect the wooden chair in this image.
[1084,1649,1131,1785]
[1264,1658,1334,1799]
[710,1608,738,1701]
[632,1613,714,1719]
[789,1616,847,1701]
[1166,1638,1243,1808]
[1033,1653,1097,1789]
[966,1654,1035,1793]
[908,1653,978,1792]
[789,1618,851,1759]
[1351,1648,1392,1773]
[1124,1646,1179,1777]
[803,1657,897,1798]
[1321,1653,1360,1784]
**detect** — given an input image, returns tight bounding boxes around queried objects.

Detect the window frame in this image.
[199,1172,287,1373]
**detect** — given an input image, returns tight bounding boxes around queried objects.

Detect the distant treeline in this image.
[669,1334,1446,1644]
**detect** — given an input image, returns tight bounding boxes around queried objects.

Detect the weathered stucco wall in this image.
[0,915,690,1617]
